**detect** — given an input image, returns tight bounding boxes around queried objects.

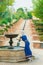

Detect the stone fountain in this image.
[0,34,25,62]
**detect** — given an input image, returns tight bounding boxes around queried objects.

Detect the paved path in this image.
[0,19,43,65]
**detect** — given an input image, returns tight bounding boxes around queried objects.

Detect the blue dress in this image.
[21,35,32,57]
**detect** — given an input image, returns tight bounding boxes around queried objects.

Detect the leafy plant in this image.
[32,0,43,20]
[0,29,4,35]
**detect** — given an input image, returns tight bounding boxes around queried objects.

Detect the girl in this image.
[21,35,32,59]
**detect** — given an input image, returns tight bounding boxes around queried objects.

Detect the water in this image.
[0,46,24,50]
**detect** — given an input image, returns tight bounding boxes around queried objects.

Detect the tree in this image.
[14,8,32,20]
[14,8,26,20]
[32,0,43,20]
[17,8,24,12]
[17,8,25,19]
[27,12,32,19]
[0,0,15,12]
[0,0,15,25]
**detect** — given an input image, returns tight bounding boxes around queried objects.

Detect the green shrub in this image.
[0,29,4,35]
[6,17,12,23]
[39,35,43,41]
[6,25,11,28]
[4,27,8,31]
[27,12,32,19]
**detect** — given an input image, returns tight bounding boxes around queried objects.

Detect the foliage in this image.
[0,0,15,12]
[0,29,4,35]
[32,0,43,20]
[27,12,32,19]
[14,8,32,20]
[16,8,26,19]
[33,20,43,41]
[0,11,12,25]
[0,0,15,26]
[17,8,24,12]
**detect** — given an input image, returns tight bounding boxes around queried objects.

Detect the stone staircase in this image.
[29,20,43,49]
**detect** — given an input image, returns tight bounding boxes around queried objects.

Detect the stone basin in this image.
[0,46,24,50]
[5,34,18,38]
[0,46,25,62]
[5,34,18,48]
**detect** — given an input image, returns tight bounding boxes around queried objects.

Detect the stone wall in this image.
[0,49,25,62]
[0,35,6,46]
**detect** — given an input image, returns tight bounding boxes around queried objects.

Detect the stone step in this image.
[0,59,18,63]
[0,55,25,62]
